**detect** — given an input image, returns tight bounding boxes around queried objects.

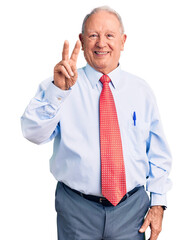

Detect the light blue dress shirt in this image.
[21,64,172,206]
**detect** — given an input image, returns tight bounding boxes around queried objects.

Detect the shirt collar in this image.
[84,63,121,89]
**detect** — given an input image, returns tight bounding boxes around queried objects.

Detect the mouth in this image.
[94,51,109,56]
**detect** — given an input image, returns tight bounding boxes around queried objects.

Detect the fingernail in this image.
[71,72,74,77]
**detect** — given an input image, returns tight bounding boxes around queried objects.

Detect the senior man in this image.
[21,6,172,240]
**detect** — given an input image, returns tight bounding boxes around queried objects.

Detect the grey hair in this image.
[81,6,125,34]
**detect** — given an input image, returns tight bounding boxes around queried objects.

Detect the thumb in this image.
[139,217,150,233]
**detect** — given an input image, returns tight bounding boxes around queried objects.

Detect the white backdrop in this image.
[1,0,193,239]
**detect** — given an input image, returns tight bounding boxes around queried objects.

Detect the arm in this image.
[21,79,70,144]
[21,40,81,144]
[147,102,172,207]
[140,92,172,240]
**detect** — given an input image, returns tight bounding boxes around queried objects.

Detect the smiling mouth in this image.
[94,51,109,55]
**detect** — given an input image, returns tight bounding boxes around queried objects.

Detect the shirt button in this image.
[57,97,62,101]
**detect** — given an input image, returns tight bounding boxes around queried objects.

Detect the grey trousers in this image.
[55,182,150,240]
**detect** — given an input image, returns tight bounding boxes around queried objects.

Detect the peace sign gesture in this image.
[54,40,81,90]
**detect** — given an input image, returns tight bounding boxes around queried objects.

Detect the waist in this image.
[63,183,143,206]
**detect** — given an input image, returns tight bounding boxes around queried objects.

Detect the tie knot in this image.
[100,75,111,84]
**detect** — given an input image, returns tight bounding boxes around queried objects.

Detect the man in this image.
[21,6,172,240]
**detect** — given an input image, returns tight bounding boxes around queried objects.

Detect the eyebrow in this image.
[86,30,117,34]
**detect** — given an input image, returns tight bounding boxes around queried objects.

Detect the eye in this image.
[89,34,98,38]
[107,34,114,38]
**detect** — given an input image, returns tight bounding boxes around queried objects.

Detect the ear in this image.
[121,34,127,51]
[79,34,84,50]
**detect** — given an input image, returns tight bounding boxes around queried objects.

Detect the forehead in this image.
[84,11,121,33]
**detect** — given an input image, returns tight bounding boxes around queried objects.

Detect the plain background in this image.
[1,0,193,239]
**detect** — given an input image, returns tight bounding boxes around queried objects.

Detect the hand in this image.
[139,206,164,240]
[54,40,81,90]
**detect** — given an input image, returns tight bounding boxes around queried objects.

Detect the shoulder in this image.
[121,70,150,89]
[121,69,156,100]
[77,67,86,79]
[74,66,90,89]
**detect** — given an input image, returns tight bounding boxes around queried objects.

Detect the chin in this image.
[93,60,108,69]
[94,64,108,73]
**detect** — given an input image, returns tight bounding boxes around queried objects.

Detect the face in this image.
[79,11,127,74]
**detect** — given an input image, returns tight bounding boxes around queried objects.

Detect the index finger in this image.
[70,40,81,62]
[62,40,69,60]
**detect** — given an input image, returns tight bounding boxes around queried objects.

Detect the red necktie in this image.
[99,75,127,206]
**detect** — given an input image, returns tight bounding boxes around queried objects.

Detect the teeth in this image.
[95,51,108,55]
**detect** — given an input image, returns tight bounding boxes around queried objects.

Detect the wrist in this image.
[53,81,70,91]
[151,205,166,211]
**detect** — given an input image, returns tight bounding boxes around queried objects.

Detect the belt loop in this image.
[126,193,129,198]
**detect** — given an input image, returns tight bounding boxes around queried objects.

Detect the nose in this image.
[96,36,107,48]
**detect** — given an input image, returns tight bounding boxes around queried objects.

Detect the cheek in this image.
[110,45,121,56]
[120,44,125,51]
[83,47,94,63]
[108,41,121,52]
[84,39,95,50]
[83,47,92,57]
[83,42,94,55]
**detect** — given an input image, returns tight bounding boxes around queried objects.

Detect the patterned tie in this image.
[99,75,127,206]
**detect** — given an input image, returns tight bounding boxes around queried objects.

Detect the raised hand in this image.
[54,40,81,90]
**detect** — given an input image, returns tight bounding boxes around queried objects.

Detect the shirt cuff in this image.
[44,82,71,108]
[150,192,167,208]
